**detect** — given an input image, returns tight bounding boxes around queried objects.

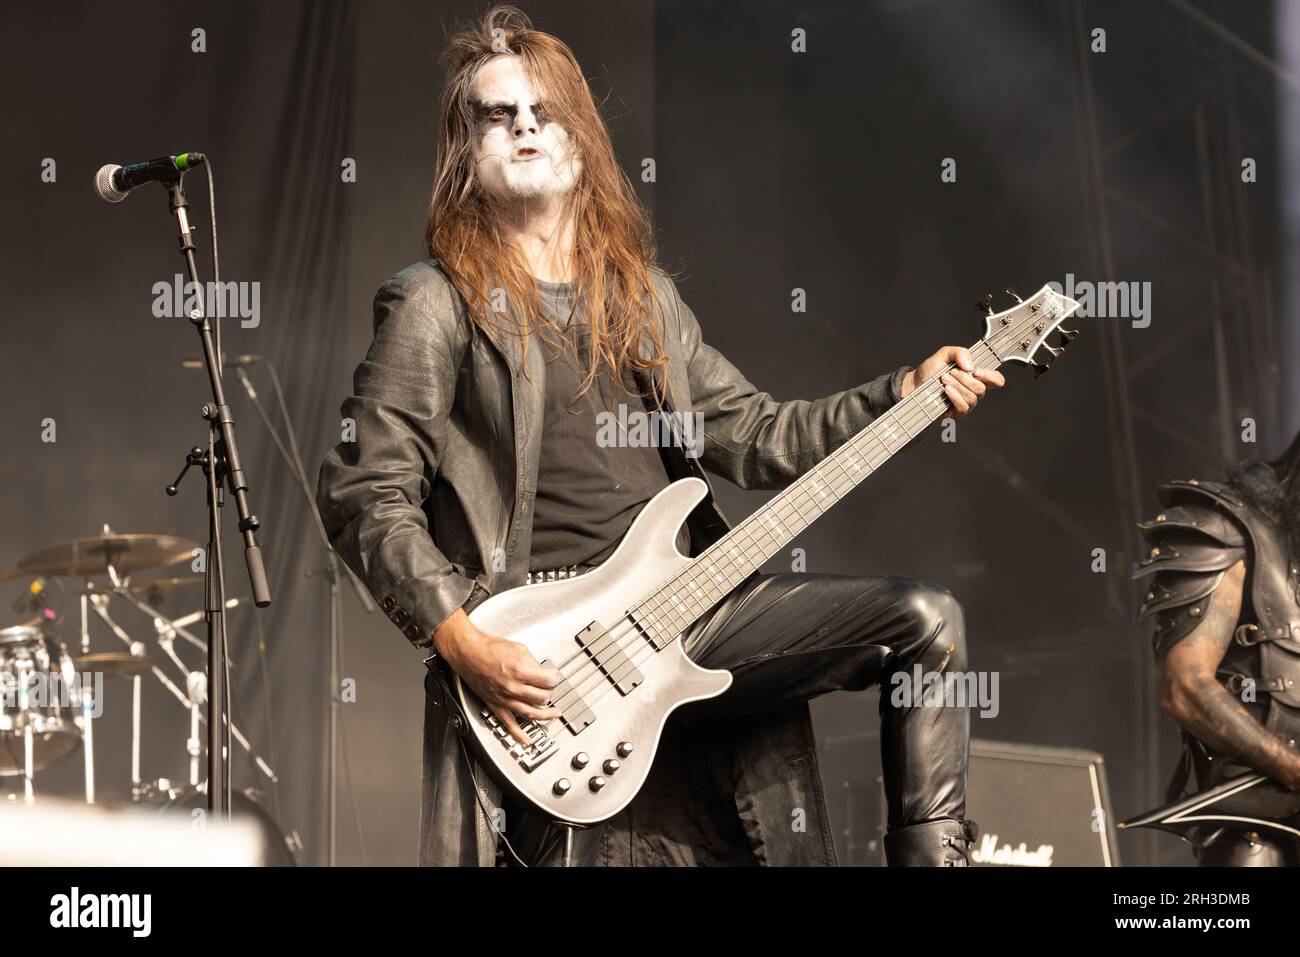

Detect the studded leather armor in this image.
[1135,467,1300,795]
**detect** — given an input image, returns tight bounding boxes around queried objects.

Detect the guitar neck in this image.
[633,340,1002,640]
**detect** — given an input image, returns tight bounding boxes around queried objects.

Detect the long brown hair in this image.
[427,4,669,403]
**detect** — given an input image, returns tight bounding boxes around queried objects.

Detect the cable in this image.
[250,603,285,826]
[456,725,530,867]
[199,159,234,813]
[206,162,221,377]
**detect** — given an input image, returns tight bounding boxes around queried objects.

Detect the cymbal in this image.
[72,652,153,679]
[16,534,199,578]
[125,575,205,596]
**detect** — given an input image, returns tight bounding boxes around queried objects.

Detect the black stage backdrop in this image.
[1,2,357,862]
[0,0,1291,866]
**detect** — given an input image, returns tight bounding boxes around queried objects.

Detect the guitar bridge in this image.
[480,708,559,772]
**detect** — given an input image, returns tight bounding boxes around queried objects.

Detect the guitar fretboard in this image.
[631,339,1001,646]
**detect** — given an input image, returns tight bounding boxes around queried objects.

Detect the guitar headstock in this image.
[978,285,1081,378]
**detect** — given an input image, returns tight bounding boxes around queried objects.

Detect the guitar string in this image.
[541,334,1007,687]
[493,312,1066,751]
[503,363,972,758]
[512,339,1011,741]
[527,343,1000,724]
[499,342,1005,745]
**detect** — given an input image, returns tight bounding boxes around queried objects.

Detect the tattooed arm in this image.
[1159,559,1300,790]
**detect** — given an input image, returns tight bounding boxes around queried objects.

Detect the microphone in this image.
[181,354,260,369]
[94,152,206,203]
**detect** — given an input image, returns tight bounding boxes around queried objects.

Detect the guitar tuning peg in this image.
[1005,287,1023,304]
[976,294,994,316]
[1057,327,1079,344]
[1032,344,1064,380]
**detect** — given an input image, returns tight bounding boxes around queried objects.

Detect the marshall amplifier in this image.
[819,735,1119,866]
[965,739,1119,867]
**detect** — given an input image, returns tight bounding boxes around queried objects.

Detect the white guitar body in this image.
[459,476,732,825]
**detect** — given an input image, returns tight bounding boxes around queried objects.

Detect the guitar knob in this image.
[571,752,589,770]
[553,778,571,796]
[588,776,606,792]
[976,294,995,317]
[1004,286,1023,304]
[1057,327,1078,343]
[616,741,634,758]
[603,759,621,775]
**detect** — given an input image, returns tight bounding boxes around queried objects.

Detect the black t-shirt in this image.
[528,278,680,571]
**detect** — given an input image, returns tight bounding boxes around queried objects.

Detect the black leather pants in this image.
[507,572,971,864]
[680,572,970,830]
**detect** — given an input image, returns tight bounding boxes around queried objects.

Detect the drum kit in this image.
[0,527,299,864]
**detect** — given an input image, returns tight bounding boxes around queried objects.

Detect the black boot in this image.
[884,818,978,867]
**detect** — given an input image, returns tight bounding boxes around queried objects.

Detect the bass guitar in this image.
[460,285,1081,824]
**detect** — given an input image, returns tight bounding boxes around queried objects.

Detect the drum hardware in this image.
[72,651,153,680]
[1,505,292,857]
[84,591,149,799]
[124,575,205,602]
[0,624,83,804]
[80,669,96,804]
[186,673,206,787]
[71,532,205,802]
[87,583,277,793]
[2,528,278,821]
[14,529,201,660]
[137,595,243,656]
[109,586,273,782]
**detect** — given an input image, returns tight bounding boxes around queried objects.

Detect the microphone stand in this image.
[232,362,375,865]
[160,172,272,820]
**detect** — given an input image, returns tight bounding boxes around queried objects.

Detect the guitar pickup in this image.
[575,620,644,696]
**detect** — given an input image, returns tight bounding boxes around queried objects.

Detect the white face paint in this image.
[469,55,581,204]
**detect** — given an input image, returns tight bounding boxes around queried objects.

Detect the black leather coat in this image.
[316,259,910,865]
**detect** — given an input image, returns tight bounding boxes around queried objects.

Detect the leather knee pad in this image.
[895,582,967,672]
